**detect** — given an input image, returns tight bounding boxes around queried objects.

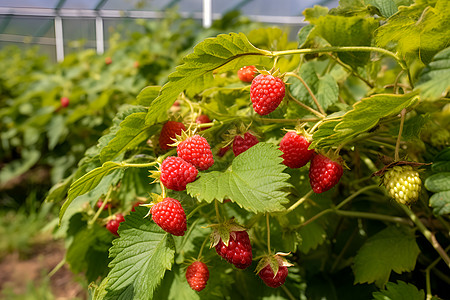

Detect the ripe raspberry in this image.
[105,57,112,65]
[279,131,314,168]
[160,156,198,191]
[159,121,186,150]
[177,135,214,171]
[250,74,285,115]
[383,165,421,205]
[233,132,259,156]
[106,213,125,236]
[217,145,230,157]
[96,200,112,211]
[196,114,212,131]
[238,65,257,83]
[309,153,344,193]
[131,201,144,212]
[151,197,187,236]
[186,261,209,292]
[258,264,289,288]
[60,97,70,108]
[215,230,253,269]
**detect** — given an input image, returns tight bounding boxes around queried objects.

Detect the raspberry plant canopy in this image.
[48,0,450,299]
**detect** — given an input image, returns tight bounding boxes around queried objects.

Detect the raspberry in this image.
[383,165,421,205]
[215,230,252,269]
[309,153,343,193]
[250,74,285,115]
[186,261,209,292]
[279,131,314,168]
[258,265,289,288]
[196,114,212,131]
[159,121,186,150]
[233,132,259,156]
[217,145,230,157]
[96,200,112,211]
[238,65,257,83]
[106,213,125,236]
[151,197,187,236]
[160,156,198,191]
[60,97,70,108]
[177,135,214,171]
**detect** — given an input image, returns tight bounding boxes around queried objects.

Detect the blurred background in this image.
[0,1,337,299]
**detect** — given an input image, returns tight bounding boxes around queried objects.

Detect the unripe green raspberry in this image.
[383,165,421,205]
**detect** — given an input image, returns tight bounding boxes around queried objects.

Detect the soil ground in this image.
[0,240,86,300]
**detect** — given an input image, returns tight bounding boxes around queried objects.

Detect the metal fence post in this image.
[54,15,64,62]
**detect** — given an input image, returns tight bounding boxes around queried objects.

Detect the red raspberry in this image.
[131,201,144,212]
[238,65,257,82]
[159,121,186,150]
[309,153,343,193]
[258,265,289,288]
[160,156,198,191]
[196,114,212,131]
[105,57,112,65]
[60,97,70,108]
[96,200,112,210]
[279,131,314,168]
[250,74,285,115]
[215,230,252,269]
[217,145,230,157]
[232,132,259,156]
[151,197,187,236]
[186,261,209,292]
[177,135,214,171]
[106,213,125,236]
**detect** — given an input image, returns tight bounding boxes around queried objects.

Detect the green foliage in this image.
[426,148,450,215]
[353,226,420,287]
[372,280,425,300]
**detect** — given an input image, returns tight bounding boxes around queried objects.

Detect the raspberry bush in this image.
[48,1,450,299]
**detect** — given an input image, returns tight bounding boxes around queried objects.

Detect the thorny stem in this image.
[266,214,271,253]
[426,245,450,300]
[282,190,313,214]
[88,187,113,226]
[286,88,325,118]
[399,204,450,269]
[286,72,326,116]
[395,108,407,161]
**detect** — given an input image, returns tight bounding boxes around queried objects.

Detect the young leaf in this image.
[415,47,450,101]
[424,173,450,193]
[137,85,161,106]
[312,93,419,149]
[144,32,271,126]
[372,280,425,300]
[104,207,175,299]
[100,112,159,163]
[187,143,291,213]
[429,191,450,215]
[353,226,420,288]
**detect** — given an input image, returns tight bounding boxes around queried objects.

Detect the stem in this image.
[286,72,326,116]
[186,202,208,220]
[335,210,412,226]
[266,214,271,253]
[121,161,159,168]
[215,200,221,222]
[425,246,450,300]
[393,70,405,94]
[283,190,313,214]
[271,46,405,70]
[394,108,406,161]
[88,187,113,226]
[399,204,450,269]
[335,185,380,210]
[197,236,209,260]
[47,257,66,278]
[255,117,320,124]
[286,88,325,118]
[327,54,374,88]
[331,228,358,273]
[281,285,297,300]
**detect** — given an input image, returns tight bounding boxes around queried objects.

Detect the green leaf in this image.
[144,32,270,125]
[297,24,315,48]
[317,74,339,111]
[104,207,175,299]
[46,114,67,150]
[415,47,450,101]
[372,280,425,300]
[303,5,329,22]
[366,0,398,18]
[312,15,379,67]
[425,172,450,193]
[100,112,159,163]
[137,85,161,106]
[429,191,450,215]
[0,149,40,184]
[187,143,291,213]
[59,162,125,224]
[435,148,450,161]
[353,226,420,288]
[312,93,419,149]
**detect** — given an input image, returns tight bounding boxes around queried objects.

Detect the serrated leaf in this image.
[415,47,450,101]
[312,93,418,149]
[100,112,159,163]
[353,226,420,288]
[137,85,161,106]
[187,143,290,213]
[144,32,270,126]
[312,15,379,67]
[104,207,175,299]
[297,24,315,48]
[372,280,425,300]
[59,162,125,223]
[366,0,398,18]
[429,191,450,215]
[303,5,329,22]
[425,172,450,193]
[317,74,339,111]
